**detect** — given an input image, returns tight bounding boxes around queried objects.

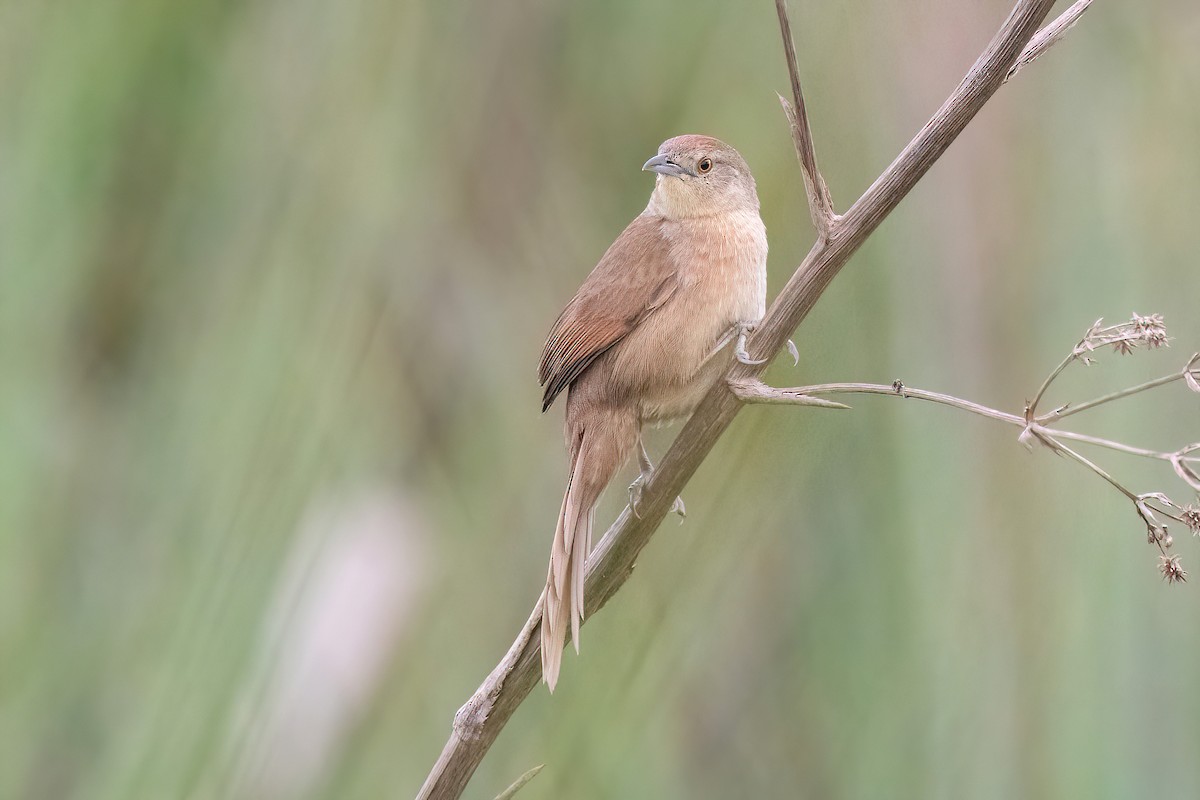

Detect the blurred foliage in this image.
[2,0,1199,798]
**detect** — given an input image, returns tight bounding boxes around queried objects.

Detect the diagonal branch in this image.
[775,0,837,236]
[416,1,1063,797]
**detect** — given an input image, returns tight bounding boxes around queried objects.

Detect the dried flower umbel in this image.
[1025,315,1199,581]
[734,312,1200,585]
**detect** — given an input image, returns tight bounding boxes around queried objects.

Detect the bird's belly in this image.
[636,349,733,424]
[616,274,762,423]
[607,209,767,424]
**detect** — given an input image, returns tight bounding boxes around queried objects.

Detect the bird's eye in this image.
[697,158,713,174]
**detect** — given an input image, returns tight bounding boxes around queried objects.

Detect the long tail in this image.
[540,417,631,691]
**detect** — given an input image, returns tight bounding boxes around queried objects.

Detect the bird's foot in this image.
[628,474,646,518]
[733,323,800,367]
[734,322,767,366]
[628,474,686,522]
[670,494,686,520]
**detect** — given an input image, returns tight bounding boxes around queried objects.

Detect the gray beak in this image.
[642,153,695,178]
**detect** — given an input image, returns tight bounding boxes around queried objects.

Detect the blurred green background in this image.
[3,0,1200,798]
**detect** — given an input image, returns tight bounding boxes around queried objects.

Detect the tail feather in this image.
[541,448,591,693]
[541,477,573,692]
[540,411,635,692]
[569,502,591,652]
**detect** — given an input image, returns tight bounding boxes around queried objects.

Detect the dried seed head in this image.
[1159,554,1187,584]
[1137,495,1175,549]
[1183,505,1200,535]
[1147,524,1170,547]
[1077,313,1170,358]
[1130,312,1169,349]
[1131,312,1166,336]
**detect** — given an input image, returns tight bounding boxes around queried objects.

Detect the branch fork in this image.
[728,377,850,409]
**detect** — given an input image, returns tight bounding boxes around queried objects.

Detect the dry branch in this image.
[1007,0,1093,81]
[416,1,1068,797]
[775,0,836,236]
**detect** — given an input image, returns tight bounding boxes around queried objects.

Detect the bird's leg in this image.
[627,441,654,518]
[628,439,686,520]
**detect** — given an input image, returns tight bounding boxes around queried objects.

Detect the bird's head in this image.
[642,135,759,220]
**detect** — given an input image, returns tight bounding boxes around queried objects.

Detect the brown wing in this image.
[539,214,678,411]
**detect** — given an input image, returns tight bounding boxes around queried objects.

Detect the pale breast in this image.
[609,210,767,423]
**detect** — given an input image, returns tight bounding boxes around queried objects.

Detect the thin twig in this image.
[1031,430,1138,501]
[1039,372,1185,422]
[1006,0,1093,81]
[1051,430,1197,463]
[416,2,1062,797]
[493,765,544,800]
[732,379,1200,464]
[753,380,1025,424]
[1030,432,1179,557]
[1172,443,1200,491]
[1028,352,1075,417]
[775,0,837,236]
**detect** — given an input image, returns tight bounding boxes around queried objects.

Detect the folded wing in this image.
[539,215,678,411]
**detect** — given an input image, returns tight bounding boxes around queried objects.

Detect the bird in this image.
[537,134,768,691]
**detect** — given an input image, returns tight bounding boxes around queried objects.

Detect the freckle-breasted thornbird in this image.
[538,135,767,691]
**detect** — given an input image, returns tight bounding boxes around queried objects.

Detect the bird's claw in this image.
[734,324,767,366]
[671,495,686,521]
[628,474,686,522]
[786,339,799,366]
[628,475,646,519]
